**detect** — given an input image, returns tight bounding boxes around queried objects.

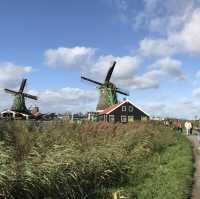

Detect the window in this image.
[128,116,134,122]
[129,106,133,112]
[122,106,126,112]
[121,115,127,123]
[109,115,115,122]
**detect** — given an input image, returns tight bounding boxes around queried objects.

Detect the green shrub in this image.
[0,121,193,199]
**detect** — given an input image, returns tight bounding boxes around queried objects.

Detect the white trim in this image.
[105,99,150,117]
[97,109,104,113]
[1,110,30,118]
[1,110,15,114]
[121,115,127,123]
[122,106,126,112]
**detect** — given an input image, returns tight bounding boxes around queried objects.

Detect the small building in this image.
[151,116,165,121]
[97,99,150,123]
[87,112,98,122]
[71,112,88,123]
[1,110,29,120]
[31,106,40,115]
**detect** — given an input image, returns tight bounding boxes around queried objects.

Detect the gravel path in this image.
[188,135,200,199]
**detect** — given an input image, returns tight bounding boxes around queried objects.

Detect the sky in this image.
[0,0,200,119]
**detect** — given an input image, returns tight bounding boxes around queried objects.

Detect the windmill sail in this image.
[23,93,38,100]
[116,88,129,96]
[105,61,116,82]
[4,78,38,114]
[81,61,129,111]
[19,79,27,92]
[81,76,103,86]
[4,89,18,95]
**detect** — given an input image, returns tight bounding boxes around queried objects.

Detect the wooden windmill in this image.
[4,78,38,114]
[81,61,129,111]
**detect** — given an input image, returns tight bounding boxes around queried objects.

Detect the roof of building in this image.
[98,99,150,117]
[1,110,29,117]
[98,103,120,115]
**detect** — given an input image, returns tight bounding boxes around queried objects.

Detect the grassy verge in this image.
[127,134,193,199]
[0,121,193,199]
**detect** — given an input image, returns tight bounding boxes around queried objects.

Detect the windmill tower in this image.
[81,61,129,112]
[4,78,38,114]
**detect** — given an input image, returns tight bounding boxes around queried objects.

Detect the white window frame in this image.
[122,106,126,112]
[109,115,115,122]
[121,115,127,123]
[129,106,133,112]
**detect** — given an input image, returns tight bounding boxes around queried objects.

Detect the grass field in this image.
[0,121,193,199]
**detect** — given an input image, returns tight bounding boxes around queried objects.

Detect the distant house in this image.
[1,110,29,120]
[87,112,98,122]
[97,99,150,123]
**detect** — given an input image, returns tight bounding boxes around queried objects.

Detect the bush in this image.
[0,121,193,199]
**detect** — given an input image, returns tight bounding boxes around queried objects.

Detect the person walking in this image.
[185,121,192,136]
[176,120,182,133]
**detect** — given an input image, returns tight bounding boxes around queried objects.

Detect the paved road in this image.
[188,135,200,199]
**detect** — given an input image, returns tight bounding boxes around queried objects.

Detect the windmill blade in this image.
[23,93,38,100]
[4,88,18,95]
[81,76,103,86]
[116,88,129,96]
[105,61,116,82]
[19,78,27,92]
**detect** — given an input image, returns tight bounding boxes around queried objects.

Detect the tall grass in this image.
[0,121,193,199]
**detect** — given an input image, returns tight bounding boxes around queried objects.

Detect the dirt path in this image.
[188,135,200,199]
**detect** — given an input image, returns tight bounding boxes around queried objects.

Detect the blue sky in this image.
[0,0,200,119]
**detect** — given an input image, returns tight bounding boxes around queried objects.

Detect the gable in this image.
[106,100,150,117]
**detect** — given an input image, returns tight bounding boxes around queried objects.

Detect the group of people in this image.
[175,120,193,135]
[164,119,193,135]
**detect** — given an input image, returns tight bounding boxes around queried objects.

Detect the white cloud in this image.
[44,46,142,86]
[44,46,96,67]
[29,87,97,113]
[178,8,200,54]
[90,55,141,80]
[139,8,200,56]
[143,98,200,119]
[193,87,200,97]
[149,57,185,80]
[118,70,161,89]
[170,99,200,119]
[44,46,186,90]
[87,54,163,90]
[144,101,166,116]
[0,62,32,89]
[109,0,195,33]
[44,46,163,89]
[0,86,98,113]
[121,57,185,89]
[139,38,176,57]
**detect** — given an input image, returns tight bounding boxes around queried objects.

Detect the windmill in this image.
[81,61,129,111]
[4,78,38,114]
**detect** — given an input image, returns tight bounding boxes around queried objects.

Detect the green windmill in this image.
[4,79,38,114]
[81,61,129,111]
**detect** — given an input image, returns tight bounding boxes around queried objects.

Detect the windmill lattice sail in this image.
[4,78,38,114]
[81,61,129,111]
